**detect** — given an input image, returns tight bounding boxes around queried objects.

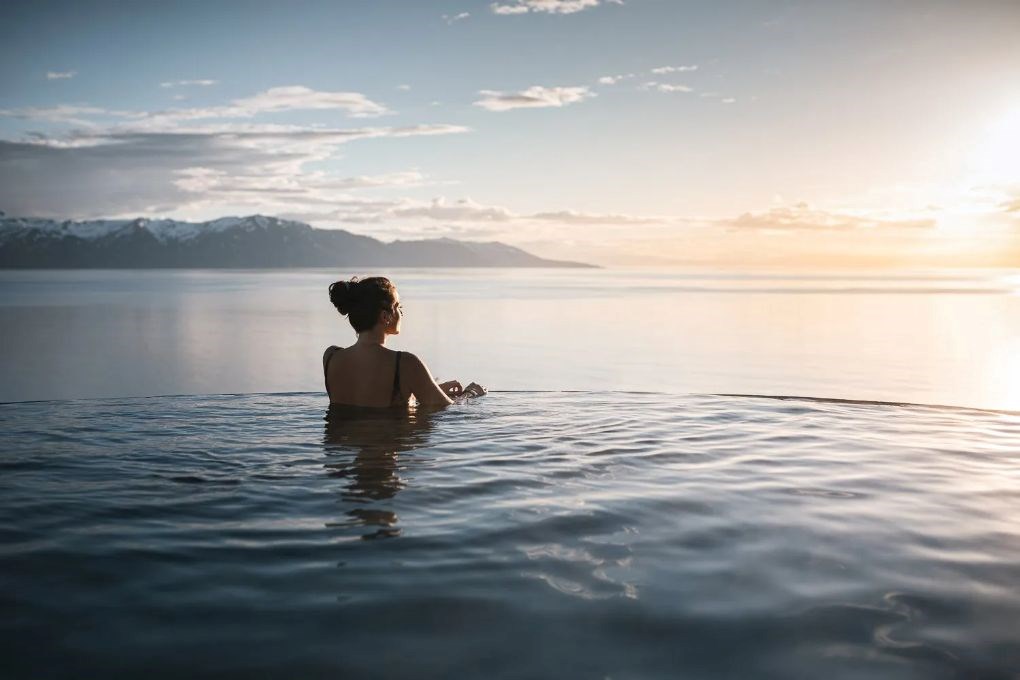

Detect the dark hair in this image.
[329,276,398,332]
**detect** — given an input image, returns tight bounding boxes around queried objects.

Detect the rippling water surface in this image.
[1,392,1018,678]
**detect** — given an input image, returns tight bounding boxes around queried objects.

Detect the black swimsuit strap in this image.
[392,351,402,400]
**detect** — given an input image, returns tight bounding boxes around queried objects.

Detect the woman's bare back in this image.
[324,344,407,408]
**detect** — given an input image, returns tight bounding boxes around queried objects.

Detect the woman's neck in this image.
[355,328,387,346]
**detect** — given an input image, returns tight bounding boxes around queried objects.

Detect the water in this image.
[1,268,1019,409]
[2,268,1019,676]
[1,391,1018,678]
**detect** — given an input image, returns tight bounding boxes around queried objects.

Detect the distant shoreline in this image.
[0,214,596,269]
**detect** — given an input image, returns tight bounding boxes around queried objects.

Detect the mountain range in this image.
[0,214,592,268]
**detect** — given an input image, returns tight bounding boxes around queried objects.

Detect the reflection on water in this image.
[2,268,1020,410]
[322,405,437,539]
[1,392,1019,677]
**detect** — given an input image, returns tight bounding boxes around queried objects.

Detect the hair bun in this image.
[329,278,359,315]
[328,275,397,333]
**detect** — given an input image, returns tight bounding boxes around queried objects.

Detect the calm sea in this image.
[2,269,1020,678]
[0,267,1018,409]
[1,392,1018,678]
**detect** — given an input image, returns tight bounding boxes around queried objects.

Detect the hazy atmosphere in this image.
[2,0,1019,266]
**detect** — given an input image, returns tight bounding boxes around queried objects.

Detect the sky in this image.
[1,0,1018,267]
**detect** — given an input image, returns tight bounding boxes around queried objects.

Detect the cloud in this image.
[650,65,698,74]
[597,73,634,85]
[46,71,76,80]
[160,79,218,88]
[278,198,511,228]
[999,186,1020,214]
[491,0,621,15]
[279,199,404,225]
[1,85,392,133]
[529,210,662,224]
[176,167,428,196]
[721,97,736,104]
[277,197,667,232]
[984,184,1020,214]
[393,197,514,222]
[641,82,693,93]
[717,203,936,232]
[0,85,458,221]
[0,123,468,218]
[442,12,470,23]
[197,85,388,119]
[18,123,468,149]
[474,85,594,111]
[491,3,530,14]
[0,105,125,126]
[396,84,411,91]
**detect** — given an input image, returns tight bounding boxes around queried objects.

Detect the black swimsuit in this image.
[324,349,403,407]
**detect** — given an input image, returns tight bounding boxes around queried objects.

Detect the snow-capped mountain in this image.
[0,215,301,244]
[0,214,592,268]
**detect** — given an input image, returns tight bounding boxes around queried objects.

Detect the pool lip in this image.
[1,389,1018,418]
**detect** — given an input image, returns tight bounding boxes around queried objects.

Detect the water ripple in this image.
[1,391,1018,678]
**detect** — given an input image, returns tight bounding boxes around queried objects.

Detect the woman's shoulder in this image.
[396,351,431,377]
[395,349,422,363]
[323,345,343,364]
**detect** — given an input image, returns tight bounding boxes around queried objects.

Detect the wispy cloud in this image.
[491,0,622,16]
[717,203,936,232]
[175,168,431,206]
[650,65,698,74]
[442,12,470,23]
[641,82,693,93]
[279,197,668,233]
[159,79,218,88]
[529,210,662,224]
[491,3,530,14]
[394,197,514,222]
[169,85,388,120]
[997,185,1020,213]
[597,73,634,85]
[474,85,594,111]
[0,105,121,125]
[0,86,393,132]
[46,71,76,80]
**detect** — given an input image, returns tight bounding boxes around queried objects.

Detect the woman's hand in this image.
[438,380,463,397]
[463,382,487,398]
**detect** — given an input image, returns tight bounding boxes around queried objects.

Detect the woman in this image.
[324,276,485,407]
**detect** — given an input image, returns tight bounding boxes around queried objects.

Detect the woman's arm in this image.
[404,352,455,407]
